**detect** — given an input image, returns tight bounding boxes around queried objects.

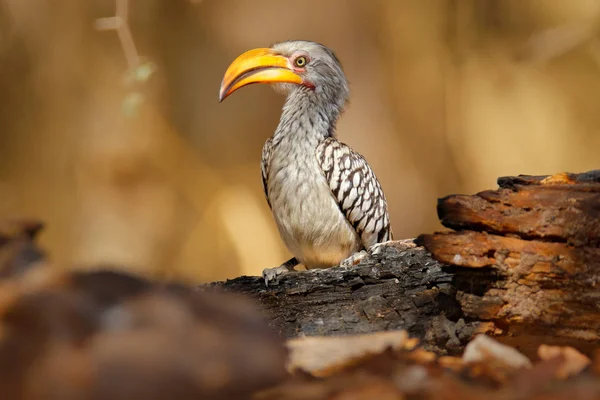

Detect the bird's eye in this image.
[294,56,307,68]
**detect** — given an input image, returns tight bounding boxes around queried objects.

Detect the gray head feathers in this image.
[270,40,350,133]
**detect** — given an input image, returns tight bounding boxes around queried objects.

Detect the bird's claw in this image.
[340,240,417,267]
[262,265,291,287]
[340,250,369,267]
[369,239,416,255]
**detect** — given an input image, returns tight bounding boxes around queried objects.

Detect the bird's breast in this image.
[266,146,361,269]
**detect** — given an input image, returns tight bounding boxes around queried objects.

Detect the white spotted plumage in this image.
[316,138,392,249]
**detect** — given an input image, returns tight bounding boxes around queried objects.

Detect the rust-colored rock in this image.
[0,268,288,400]
[416,169,600,349]
[436,170,600,247]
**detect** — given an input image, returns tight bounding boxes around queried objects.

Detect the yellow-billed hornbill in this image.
[219,40,393,286]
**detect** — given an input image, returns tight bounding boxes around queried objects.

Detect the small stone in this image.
[538,344,591,379]
[463,335,532,370]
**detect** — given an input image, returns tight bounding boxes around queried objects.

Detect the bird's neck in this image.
[272,87,344,146]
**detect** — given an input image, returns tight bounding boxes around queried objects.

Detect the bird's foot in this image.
[368,239,417,255]
[340,250,369,267]
[262,257,299,287]
[262,265,291,287]
[340,240,418,269]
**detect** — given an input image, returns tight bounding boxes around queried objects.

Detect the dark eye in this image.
[294,56,307,68]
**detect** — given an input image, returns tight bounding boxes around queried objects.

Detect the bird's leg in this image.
[262,257,299,287]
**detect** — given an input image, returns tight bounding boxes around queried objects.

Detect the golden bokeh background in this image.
[0,0,598,283]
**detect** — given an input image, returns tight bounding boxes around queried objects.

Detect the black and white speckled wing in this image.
[316,137,393,248]
[261,137,273,210]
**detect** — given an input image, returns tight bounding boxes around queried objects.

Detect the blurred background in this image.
[0,0,598,283]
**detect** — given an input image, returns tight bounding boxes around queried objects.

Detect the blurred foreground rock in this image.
[0,219,46,278]
[258,332,600,400]
[0,220,288,400]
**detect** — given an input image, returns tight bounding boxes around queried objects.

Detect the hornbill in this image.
[219,40,393,286]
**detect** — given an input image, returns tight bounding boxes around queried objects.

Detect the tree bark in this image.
[207,170,600,357]
[208,241,477,353]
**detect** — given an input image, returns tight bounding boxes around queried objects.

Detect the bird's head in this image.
[218,40,349,107]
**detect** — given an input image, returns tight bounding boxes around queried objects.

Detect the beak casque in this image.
[218,48,303,102]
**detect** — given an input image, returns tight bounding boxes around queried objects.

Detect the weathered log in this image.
[208,170,600,357]
[418,170,600,348]
[207,241,491,354]
[417,231,600,341]
[437,170,600,246]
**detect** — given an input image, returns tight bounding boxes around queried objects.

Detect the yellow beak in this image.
[218,48,303,102]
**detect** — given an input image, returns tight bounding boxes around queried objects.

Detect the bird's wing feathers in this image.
[261,137,273,210]
[316,138,393,248]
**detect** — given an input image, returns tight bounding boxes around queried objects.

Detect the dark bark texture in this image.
[208,242,480,353]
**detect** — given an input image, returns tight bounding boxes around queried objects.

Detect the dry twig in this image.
[95,0,140,69]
